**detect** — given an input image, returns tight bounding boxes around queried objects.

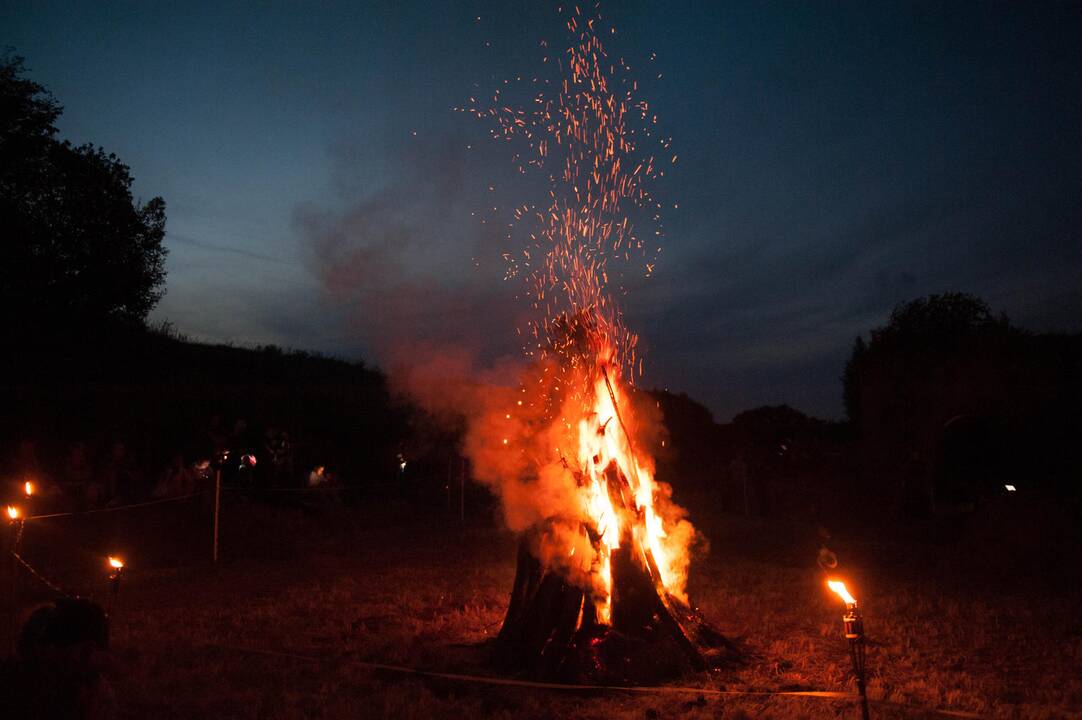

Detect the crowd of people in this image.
[2,416,343,515]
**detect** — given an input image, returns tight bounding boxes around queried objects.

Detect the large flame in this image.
[465,5,691,625]
[579,365,690,616]
[519,343,692,624]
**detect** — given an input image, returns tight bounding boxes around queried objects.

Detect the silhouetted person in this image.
[152,453,196,498]
[100,441,139,504]
[0,597,115,719]
[64,442,97,512]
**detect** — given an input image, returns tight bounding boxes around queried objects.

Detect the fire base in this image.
[495,526,738,684]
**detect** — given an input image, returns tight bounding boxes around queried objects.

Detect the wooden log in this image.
[498,460,721,678]
[497,533,543,645]
[603,460,706,670]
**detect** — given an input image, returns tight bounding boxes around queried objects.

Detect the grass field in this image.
[9,493,1082,719]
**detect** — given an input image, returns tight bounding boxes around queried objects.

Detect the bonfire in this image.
[494,319,734,681]
[460,6,735,681]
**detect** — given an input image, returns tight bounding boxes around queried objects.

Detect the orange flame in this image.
[579,367,690,617]
[6,506,19,520]
[827,579,857,606]
[24,481,34,497]
[526,350,692,624]
[469,6,688,626]
[108,556,124,570]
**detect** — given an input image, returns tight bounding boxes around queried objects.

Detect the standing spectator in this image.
[99,441,140,504]
[62,441,96,511]
[152,454,196,498]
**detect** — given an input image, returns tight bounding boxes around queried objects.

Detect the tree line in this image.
[1,52,166,339]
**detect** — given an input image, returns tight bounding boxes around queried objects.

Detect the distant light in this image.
[502,438,509,445]
[1004,484,1017,492]
[108,556,124,570]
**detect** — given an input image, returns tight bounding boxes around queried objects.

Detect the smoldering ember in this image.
[2,3,1081,720]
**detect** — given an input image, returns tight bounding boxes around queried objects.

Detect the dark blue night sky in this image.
[5,1,1080,420]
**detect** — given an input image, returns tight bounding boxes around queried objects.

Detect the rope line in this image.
[209,643,987,719]
[11,551,71,598]
[221,485,344,493]
[221,483,401,493]
[27,491,206,520]
[6,483,987,720]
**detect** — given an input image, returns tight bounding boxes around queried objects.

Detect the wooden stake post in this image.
[212,467,222,564]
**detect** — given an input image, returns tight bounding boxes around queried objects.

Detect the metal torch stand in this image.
[844,608,870,720]
[8,517,26,655]
[107,568,123,617]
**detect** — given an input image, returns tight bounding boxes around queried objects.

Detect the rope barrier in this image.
[26,491,206,520]
[221,485,343,493]
[220,483,401,493]
[3,487,988,720]
[207,643,987,719]
[11,551,71,598]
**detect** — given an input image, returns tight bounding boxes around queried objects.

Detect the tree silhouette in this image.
[1,53,166,336]
[843,293,1014,426]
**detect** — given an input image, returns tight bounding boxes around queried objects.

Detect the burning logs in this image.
[495,460,735,683]
[496,527,731,683]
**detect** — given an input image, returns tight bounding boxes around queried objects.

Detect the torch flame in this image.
[108,556,124,569]
[6,506,19,520]
[24,481,34,497]
[827,579,857,606]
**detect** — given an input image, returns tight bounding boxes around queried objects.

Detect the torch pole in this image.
[8,530,15,654]
[8,513,25,655]
[107,562,124,617]
[8,547,15,654]
[212,468,222,564]
[844,606,870,720]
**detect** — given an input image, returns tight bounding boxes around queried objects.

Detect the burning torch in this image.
[7,505,24,653]
[106,556,124,616]
[827,579,870,720]
[19,482,33,540]
[6,505,24,551]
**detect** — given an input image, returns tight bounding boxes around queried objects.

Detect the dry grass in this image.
[11,498,1082,719]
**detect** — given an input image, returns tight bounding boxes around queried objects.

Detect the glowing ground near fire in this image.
[13,503,1079,719]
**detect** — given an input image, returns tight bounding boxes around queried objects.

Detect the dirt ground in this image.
[7,494,1081,719]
